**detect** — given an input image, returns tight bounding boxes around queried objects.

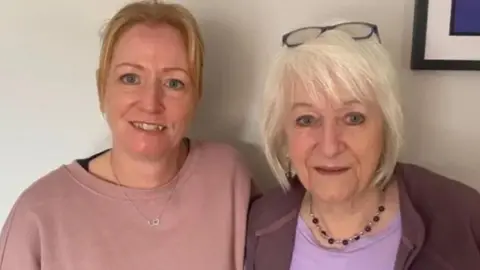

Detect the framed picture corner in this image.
[410,0,480,71]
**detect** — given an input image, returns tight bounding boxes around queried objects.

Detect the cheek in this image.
[285,128,315,170]
[164,95,195,123]
[285,129,317,190]
[364,119,384,155]
[102,78,132,110]
[345,122,384,169]
[103,91,135,118]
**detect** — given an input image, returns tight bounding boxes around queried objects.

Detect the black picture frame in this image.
[410,0,480,71]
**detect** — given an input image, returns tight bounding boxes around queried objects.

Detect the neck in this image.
[108,142,187,189]
[308,187,383,239]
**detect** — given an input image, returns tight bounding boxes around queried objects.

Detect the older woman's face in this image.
[285,87,384,202]
[102,23,195,160]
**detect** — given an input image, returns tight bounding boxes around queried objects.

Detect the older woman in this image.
[0,1,252,269]
[245,21,480,270]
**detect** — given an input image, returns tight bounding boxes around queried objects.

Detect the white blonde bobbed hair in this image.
[261,26,404,190]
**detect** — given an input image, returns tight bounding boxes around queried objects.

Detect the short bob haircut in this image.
[96,0,204,110]
[261,27,404,190]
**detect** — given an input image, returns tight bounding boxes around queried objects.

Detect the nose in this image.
[318,119,344,158]
[139,79,165,113]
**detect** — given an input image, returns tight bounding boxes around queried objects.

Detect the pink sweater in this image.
[0,140,252,270]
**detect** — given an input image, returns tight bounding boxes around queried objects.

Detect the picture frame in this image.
[410,0,480,70]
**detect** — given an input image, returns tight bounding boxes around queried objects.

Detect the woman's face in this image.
[102,23,195,161]
[284,86,384,203]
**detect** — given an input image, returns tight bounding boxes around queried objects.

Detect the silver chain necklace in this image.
[109,154,181,227]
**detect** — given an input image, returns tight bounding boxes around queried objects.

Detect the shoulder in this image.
[248,186,288,231]
[192,139,246,165]
[1,164,76,241]
[398,162,480,208]
[397,163,480,269]
[248,180,304,233]
[8,164,76,215]
[245,181,304,269]
[189,139,252,185]
[397,163,480,243]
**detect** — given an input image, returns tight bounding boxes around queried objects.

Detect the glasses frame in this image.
[281,21,382,48]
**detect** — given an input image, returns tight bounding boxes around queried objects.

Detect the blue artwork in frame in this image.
[411,0,480,70]
[450,0,480,35]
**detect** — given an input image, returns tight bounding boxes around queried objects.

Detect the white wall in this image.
[1,0,479,225]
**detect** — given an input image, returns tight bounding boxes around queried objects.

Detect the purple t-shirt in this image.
[290,214,402,270]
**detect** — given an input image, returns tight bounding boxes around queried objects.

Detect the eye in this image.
[119,73,140,85]
[295,115,318,127]
[165,79,185,90]
[344,112,366,125]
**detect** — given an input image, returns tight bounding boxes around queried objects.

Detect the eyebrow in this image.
[115,62,144,70]
[343,99,362,106]
[291,99,362,110]
[114,62,189,74]
[291,102,313,110]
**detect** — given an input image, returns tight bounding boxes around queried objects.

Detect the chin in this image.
[309,182,355,203]
[113,129,183,160]
[126,143,172,160]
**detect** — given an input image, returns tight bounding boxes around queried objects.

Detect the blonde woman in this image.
[0,1,252,269]
[245,21,480,269]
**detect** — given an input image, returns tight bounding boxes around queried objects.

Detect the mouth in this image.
[314,166,351,175]
[130,121,167,132]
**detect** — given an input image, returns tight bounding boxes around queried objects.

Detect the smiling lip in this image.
[129,121,166,132]
[314,166,350,175]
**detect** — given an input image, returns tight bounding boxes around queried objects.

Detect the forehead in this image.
[290,82,370,109]
[281,62,377,109]
[111,23,188,68]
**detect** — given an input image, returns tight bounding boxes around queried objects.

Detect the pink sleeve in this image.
[0,199,41,270]
[230,152,253,270]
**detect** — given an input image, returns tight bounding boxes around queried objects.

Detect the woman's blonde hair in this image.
[262,28,404,190]
[96,0,204,110]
